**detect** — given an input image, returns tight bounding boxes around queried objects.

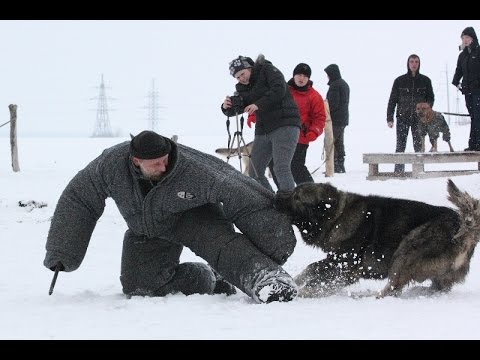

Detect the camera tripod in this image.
[225,112,257,175]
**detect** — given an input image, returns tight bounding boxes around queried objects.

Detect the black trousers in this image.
[465,94,480,150]
[332,125,346,162]
[394,119,422,172]
[120,230,215,297]
[120,203,294,299]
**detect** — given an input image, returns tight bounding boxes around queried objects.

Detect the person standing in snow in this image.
[221,54,301,210]
[44,131,298,304]
[267,62,326,185]
[324,64,350,174]
[386,54,434,175]
[452,26,480,151]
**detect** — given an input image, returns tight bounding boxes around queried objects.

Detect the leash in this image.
[311,141,334,175]
[310,163,325,175]
[0,120,11,128]
[440,111,470,117]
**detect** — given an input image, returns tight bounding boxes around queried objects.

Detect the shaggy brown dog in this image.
[216,142,272,178]
[279,180,480,298]
[215,141,253,175]
[416,102,454,152]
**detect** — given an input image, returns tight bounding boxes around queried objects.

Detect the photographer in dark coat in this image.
[221,54,301,209]
[44,131,298,304]
[452,26,480,151]
[386,54,434,175]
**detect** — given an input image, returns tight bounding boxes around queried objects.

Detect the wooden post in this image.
[323,100,334,177]
[9,104,20,172]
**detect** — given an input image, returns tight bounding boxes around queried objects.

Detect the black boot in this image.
[334,158,345,173]
[394,164,405,176]
[334,159,340,173]
[211,267,237,296]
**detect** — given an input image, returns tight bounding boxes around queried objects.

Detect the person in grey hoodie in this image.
[44,131,298,304]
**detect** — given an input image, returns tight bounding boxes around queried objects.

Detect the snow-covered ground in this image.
[2,121,480,339]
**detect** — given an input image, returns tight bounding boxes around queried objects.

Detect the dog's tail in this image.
[447,179,480,242]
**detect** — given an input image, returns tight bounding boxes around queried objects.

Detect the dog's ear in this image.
[130,133,135,140]
[312,183,339,208]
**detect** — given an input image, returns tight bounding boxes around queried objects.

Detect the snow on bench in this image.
[363,151,480,180]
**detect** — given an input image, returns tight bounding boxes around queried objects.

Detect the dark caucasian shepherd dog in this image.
[279,179,480,298]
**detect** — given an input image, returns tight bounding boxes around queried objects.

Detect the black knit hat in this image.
[229,55,254,77]
[130,130,171,159]
[461,27,478,43]
[293,63,312,78]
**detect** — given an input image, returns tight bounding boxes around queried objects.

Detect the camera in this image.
[230,94,244,114]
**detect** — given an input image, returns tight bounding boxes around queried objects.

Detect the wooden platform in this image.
[363,152,480,180]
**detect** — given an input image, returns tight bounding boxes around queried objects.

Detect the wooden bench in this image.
[363,152,480,180]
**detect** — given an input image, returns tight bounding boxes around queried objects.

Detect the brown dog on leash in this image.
[416,102,454,152]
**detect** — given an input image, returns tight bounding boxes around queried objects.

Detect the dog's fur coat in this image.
[280,180,480,297]
[416,102,454,152]
[215,141,272,178]
[215,141,253,175]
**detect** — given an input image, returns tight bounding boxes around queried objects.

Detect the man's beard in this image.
[139,166,163,182]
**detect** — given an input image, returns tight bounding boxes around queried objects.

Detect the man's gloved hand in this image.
[247,113,256,128]
[49,262,65,272]
[305,131,317,142]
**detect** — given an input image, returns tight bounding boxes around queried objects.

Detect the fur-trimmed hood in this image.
[255,53,266,65]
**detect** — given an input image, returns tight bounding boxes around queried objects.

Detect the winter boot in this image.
[211,267,237,296]
[252,269,298,304]
[394,163,405,176]
[334,158,345,173]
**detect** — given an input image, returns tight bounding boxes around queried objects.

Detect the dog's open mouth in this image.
[293,218,322,244]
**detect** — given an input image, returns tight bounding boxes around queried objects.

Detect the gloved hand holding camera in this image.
[230,94,244,114]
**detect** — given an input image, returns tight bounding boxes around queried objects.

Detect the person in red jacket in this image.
[250,63,325,185]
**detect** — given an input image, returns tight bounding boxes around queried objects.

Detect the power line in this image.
[91,74,114,137]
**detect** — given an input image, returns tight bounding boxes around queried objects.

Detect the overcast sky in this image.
[1,20,477,138]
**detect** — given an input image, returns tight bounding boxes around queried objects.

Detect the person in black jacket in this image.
[221,54,301,209]
[324,64,350,173]
[386,54,435,175]
[452,26,480,151]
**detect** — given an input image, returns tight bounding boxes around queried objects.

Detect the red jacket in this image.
[247,81,326,145]
[289,80,326,145]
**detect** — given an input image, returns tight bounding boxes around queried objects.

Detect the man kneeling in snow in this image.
[44,131,298,303]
